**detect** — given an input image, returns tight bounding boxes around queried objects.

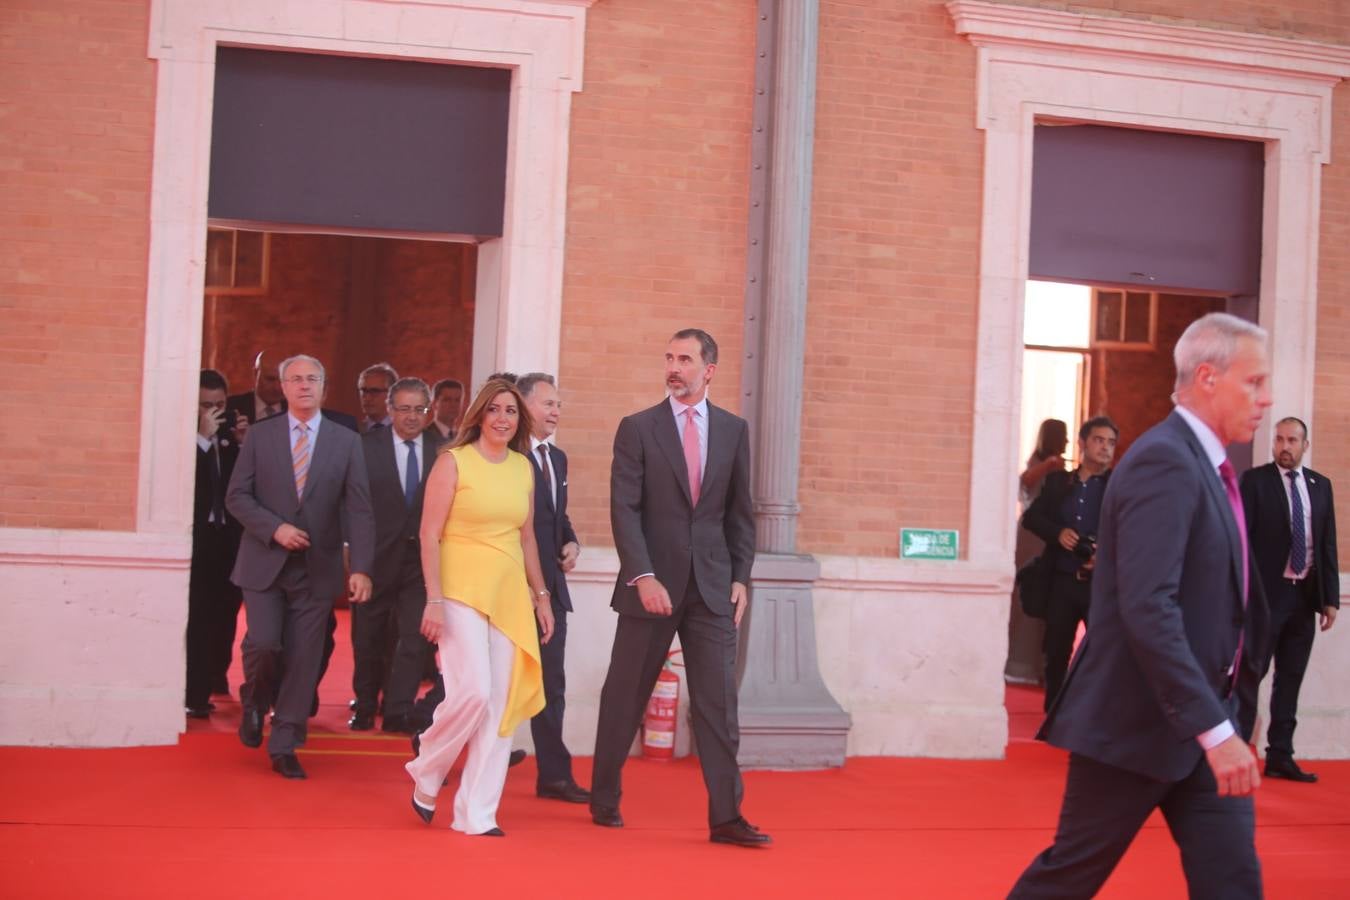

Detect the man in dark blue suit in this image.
[1010,313,1273,898]
[1239,416,1339,783]
[518,372,590,803]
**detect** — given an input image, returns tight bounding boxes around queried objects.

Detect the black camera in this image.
[218,408,238,439]
[1072,535,1097,561]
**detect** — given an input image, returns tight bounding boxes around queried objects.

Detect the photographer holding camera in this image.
[1021,416,1119,711]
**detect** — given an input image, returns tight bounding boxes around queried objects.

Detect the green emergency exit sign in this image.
[900,528,959,560]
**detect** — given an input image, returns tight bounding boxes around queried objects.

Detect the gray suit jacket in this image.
[226,413,375,600]
[609,400,755,618]
[1041,410,1269,782]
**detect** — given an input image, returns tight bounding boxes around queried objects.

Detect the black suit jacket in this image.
[1022,468,1112,572]
[361,428,441,591]
[225,391,358,433]
[610,400,755,618]
[194,434,243,550]
[1239,462,1339,612]
[1040,411,1269,782]
[528,443,580,613]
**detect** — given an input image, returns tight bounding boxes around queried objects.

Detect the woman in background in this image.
[406,377,554,836]
[1004,418,1067,686]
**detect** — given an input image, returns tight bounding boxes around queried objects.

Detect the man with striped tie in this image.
[226,354,375,780]
[1239,416,1339,783]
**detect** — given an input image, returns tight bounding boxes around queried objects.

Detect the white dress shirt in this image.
[530,435,557,509]
[1277,464,1313,579]
[668,394,708,479]
[394,429,423,491]
[1173,404,1238,751]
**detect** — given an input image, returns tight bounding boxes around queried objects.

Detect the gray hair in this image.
[278,354,326,384]
[358,362,399,386]
[1173,313,1268,392]
[387,376,431,407]
[517,372,556,398]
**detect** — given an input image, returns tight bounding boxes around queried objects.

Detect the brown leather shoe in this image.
[537,780,592,803]
[710,817,772,847]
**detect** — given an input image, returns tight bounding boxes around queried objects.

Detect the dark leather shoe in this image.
[1265,756,1318,783]
[271,753,307,780]
[508,749,527,768]
[710,817,772,847]
[411,733,421,757]
[475,827,506,837]
[382,713,431,735]
[185,705,211,719]
[590,805,624,828]
[411,794,435,825]
[348,712,375,731]
[537,780,591,803]
[239,707,264,748]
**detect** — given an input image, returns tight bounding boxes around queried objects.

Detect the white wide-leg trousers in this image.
[405,599,515,834]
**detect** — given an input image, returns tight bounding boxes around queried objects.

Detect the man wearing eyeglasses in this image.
[226,354,375,780]
[357,363,398,433]
[352,377,444,733]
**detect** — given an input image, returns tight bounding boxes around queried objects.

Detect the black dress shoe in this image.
[348,712,375,731]
[382,713,431,735]
[475,827,506,837]
[271,753,307,779]
[348,698,358,710]
[710,817,772,847]
[411,794,435,825]
[1265,756,1318,783]
[590,805,624,828]
[508,749,527,768]
[411,733,421,757]
[537,780,591,803]
[185,705,211,719]
[239,707,264,748]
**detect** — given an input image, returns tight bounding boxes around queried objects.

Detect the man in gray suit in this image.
[226,354,375,780]
[1009,312,1273,897]
[590,328,768,847]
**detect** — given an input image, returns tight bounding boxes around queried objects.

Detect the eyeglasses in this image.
[392,405,431,415]
[359,386,389,395]
[284,375,322,385]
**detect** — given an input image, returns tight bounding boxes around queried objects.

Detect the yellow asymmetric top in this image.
[440,444,544,736]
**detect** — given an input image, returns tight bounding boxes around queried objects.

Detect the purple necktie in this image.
[1218,459,1248,689]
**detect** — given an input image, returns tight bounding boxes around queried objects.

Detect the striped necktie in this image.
[293,423,311,498]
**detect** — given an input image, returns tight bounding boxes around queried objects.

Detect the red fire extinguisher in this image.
[642,649,684,760]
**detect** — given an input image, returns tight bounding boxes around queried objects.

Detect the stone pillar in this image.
[738,0,850,769]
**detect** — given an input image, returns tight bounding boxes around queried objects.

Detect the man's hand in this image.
[730,581,749,627]
[559,541,580,573]
[1321,605,1338,631]
[272,523,310,552]
[348,573,372,604]
[1205,734,1261,797]
[1058,528,1080,551]
[536,597,556,644]
[636,576,673,616]
[199,405,222,439]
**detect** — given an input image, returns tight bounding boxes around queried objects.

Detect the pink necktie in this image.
[1218,459,1248,688]
[682,407,701,506]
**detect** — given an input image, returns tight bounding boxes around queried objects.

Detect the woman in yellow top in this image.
[406,377,554,836]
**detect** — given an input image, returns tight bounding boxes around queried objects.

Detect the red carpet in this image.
[2,616,1346,898]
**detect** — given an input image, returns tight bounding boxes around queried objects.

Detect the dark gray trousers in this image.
[382,547,435,721]
[591,574,744,826]
[530,604,572,785]
[240,555,329,756]
[1009,752,1261,899]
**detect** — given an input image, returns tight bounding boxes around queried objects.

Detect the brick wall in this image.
[0,0,154,530]
[800,1,982,556]
[558,0,756,543]
[202,234,475,419]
